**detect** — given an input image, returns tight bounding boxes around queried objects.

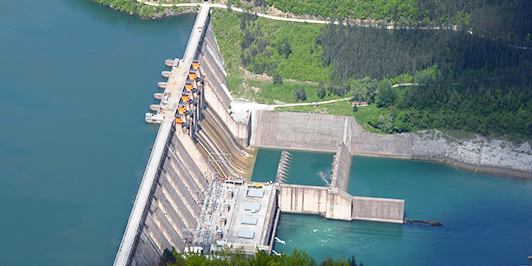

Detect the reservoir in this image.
[0,0,194,265]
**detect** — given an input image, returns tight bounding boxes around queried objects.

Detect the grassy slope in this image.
[211,9,329,81]
[211,9,344,104]
[211,9,391,133]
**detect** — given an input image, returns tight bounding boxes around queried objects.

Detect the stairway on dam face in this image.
[195,105,251,180]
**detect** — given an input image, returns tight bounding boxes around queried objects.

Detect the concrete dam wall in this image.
[277,184,405,223]
[251,110,532,178]
[129,128,210,266]
[115,7,253,266]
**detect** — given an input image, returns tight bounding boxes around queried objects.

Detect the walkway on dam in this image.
[113,6,210,266]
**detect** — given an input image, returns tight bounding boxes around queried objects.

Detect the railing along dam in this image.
[114,6,253,266]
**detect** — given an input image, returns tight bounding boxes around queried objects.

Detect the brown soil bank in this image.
[250,110,532,179]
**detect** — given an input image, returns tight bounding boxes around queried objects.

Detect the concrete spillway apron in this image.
[113,6,210,266]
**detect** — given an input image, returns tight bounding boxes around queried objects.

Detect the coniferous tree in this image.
[317,81,326,98]
[273,73,283,84]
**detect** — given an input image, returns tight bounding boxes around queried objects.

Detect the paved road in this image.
[139,1,532,50]
[139,2,333,24]
[137,2,462,29]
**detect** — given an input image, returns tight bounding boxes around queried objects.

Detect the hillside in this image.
[211,8,532,138]
[259,0,532,48]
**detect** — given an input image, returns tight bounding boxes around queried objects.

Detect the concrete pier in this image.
[277,184,404,223]
[330,141,350,191]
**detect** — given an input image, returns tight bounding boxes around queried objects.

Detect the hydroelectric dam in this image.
[114,5,529,265]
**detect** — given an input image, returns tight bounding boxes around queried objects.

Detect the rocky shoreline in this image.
[410,130,532,179]
[358,129,532,179]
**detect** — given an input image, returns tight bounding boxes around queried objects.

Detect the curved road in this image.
[139,2,455,29]
[139,2,332,24]
[140,1,532,49]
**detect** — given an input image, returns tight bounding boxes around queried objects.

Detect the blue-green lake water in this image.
[0,0,195,265]
[252,150,532,265]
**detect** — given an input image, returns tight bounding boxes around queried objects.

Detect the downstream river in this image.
[0,0,194,265]
[252,149,532,265]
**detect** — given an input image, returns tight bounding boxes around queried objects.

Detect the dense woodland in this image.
[92,0,532,138]
[160,247,362,266]
[220,8,532,138]
[318,21,532,137]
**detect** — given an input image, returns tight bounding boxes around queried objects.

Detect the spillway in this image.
[195,104,251,180]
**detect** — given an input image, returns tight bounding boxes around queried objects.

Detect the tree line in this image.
[259,0,532,47]
[318,21,532,137]
[159,247,363,266]
[92,0,193,19]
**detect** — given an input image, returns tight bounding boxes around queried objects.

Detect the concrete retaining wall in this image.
[330,141,351,191]
[325,188,353,220]
[278,184,328,215]
[250,110,354,152]
[278,184,404,223]
[251,111,532,178]
[352,196,405,223]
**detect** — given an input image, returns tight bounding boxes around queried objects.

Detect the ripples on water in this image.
[253,150,532,265]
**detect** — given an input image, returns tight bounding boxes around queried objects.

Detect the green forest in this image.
[211,9,532,138]
[318,21,532,137]
[159,247,362,266]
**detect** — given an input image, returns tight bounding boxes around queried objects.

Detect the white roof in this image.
[247,189,264,198]
[238,230,255,239]
[244,202,261,212]
[241,216,258,225]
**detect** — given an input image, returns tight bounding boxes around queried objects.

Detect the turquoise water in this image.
[270,155,532,265]
[0,1,195,265]
[251,148,334,186]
